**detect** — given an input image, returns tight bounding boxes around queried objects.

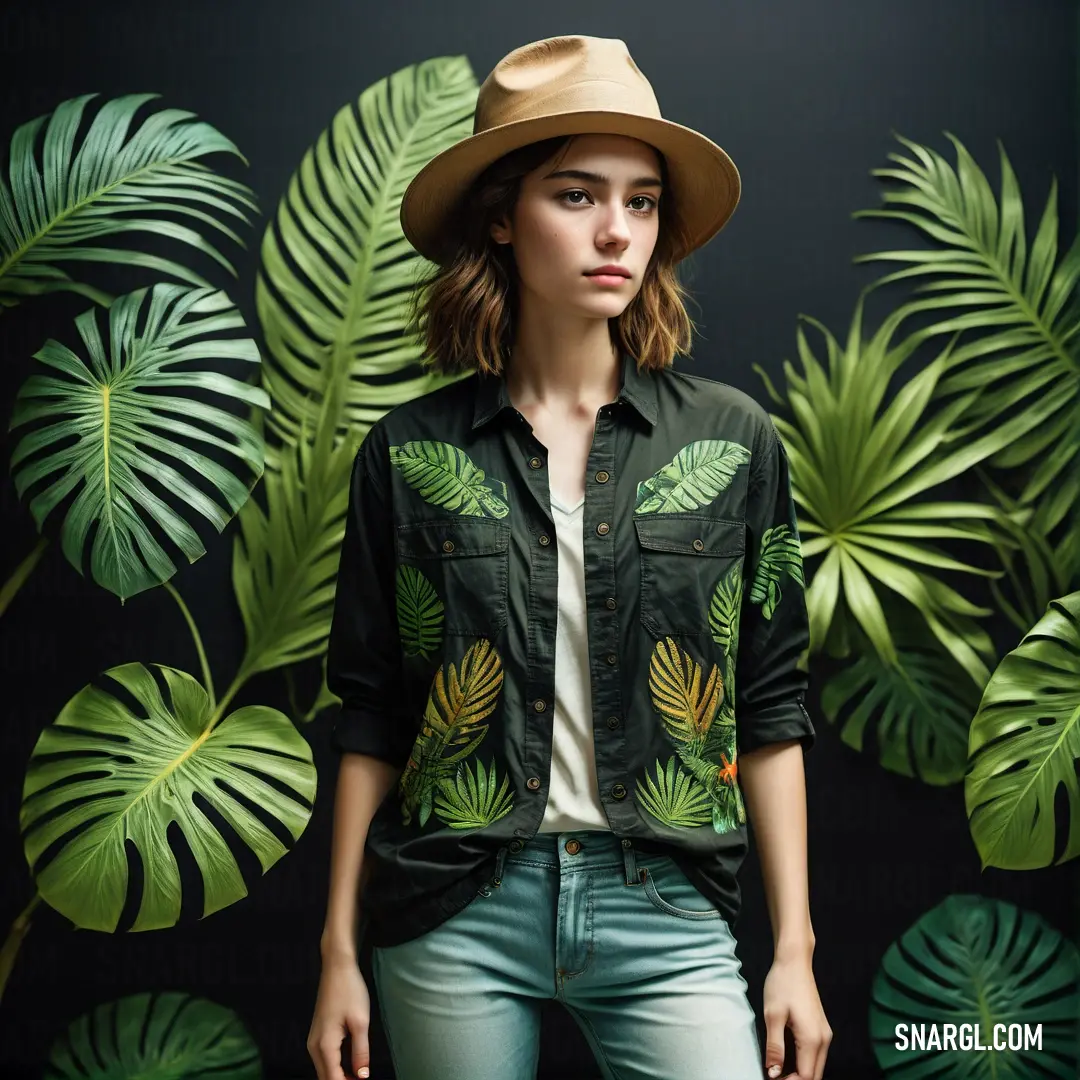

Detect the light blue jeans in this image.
[371,830,764,1079]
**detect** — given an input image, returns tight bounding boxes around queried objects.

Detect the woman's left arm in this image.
[734,419,832,1080]
[740,743,831,1080]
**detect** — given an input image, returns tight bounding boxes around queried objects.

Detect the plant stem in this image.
[0,891,42,1005]
[163,580,215,709]
[0,536,49,618]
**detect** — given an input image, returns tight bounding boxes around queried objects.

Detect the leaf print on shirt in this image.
[396,565,444,659]
[708,562,742,699]
[389,440,510,517]
[645,636,746,833]
[634,440,751,514]
[399,637,505,827]
[749,524,805,619]
[635,755,713,827]
[433,756,514,829]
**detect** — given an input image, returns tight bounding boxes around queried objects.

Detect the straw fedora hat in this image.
[399,35,741,265]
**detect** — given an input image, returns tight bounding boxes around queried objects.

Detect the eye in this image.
[558,190,658,216]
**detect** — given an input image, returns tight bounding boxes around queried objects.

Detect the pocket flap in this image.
[634,515,744,557]
[396,519,511,559]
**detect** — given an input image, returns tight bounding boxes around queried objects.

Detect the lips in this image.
[585,266,631,277]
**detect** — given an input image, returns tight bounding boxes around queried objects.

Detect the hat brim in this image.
[400,110,741,265]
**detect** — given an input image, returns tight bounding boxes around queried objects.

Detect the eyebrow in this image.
[543,168,663,189]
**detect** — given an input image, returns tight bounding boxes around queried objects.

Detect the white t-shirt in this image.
[537,490,611,833]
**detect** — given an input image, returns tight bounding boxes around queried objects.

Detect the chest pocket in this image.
[635,515,745,638]
[395,519,510,639]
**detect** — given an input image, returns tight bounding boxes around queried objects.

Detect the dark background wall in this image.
[1,1,1077,1076]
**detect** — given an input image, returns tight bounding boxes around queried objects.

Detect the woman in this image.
[309,34,831,1080]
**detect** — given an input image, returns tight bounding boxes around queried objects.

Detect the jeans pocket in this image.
[639,857,724,920]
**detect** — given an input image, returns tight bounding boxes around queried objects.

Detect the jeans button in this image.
[565,839,581,855]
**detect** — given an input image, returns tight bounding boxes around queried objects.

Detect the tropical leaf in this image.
[20,662,316,932]
[0,92,256,309]
[634,439,751,514]
[708,563,742,654]
[869,895,1080,1078]
[389,440,510,517]
[749,523,804,619]
[9,284,269,601]
[396,564,444,658]
[254,56,478,461]
[44,992,261,1079]
[634,755,712,828]
[399,638,504,826]
[648,636,723,753]
[820,635,982,785]
[674,743,744,832]
[433,757,514,829]
[231,378,359,679]
[754,289,1039,687]
[965,591,1080,870]
[852,131,1080,518]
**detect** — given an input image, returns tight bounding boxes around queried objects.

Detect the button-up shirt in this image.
[327,351,815,947]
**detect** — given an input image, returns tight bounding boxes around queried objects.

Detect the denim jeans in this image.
[370,830,763,1079]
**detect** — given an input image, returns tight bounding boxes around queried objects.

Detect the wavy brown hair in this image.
[404,135,698,377]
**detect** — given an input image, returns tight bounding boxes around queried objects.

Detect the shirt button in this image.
[538,534,551,546]
[692,538,704,552]
[527,776,541,791]
[564,839,582,855]
[442,540,455,553]
[533,699,547,712]
[508,838,524,853]
[595,470,610,483]
[611,783,627,799]
[605,597,617,610]
[606,715,620,730]
[528,456,543,469]
[596,522,610,536]
[606,653,618,665]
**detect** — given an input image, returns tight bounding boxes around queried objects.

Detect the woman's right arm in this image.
[309,753,399,1080]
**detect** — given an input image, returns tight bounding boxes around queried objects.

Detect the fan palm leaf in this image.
[255,56,479,460]
[852,131,1080,559]
[0,92,256,308]
[9,283,269,600]
[755,290,1045,686]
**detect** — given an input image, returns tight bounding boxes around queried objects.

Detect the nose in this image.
[595,200,633,250]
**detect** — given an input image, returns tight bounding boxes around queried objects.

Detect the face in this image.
[489,133,663,322]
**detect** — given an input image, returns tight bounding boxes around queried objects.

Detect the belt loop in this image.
[492,845,508,887]
[621,837,640,886]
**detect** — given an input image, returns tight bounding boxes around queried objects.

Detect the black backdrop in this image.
[1,1,1077,1077]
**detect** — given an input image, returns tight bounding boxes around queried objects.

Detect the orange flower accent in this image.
[716,753,738,785]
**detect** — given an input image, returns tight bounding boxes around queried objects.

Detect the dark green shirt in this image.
[327,350,814,947]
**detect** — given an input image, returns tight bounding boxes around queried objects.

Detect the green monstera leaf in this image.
[396,564,444,658]
[749,523,805,619]
[434,757,514,830]
[255,56,477,461]
[9,283,269,601]
[20,663,316,932]
[965,591,1080,870]
[869,895,1080,1078]
[634,440,751,514]
[44,992,261,1079]
[0,92,256,310]
[389,440,510,517]
[635,756,713,828]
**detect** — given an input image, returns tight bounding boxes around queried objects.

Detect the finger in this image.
[814,1030,832,1080]
[348,1016,371,1079]
[795,1038,816,1080]
[320,1036,348,1080]
[763,1013,786,1078]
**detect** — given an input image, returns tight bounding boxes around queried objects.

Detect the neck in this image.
[503,300,621,417]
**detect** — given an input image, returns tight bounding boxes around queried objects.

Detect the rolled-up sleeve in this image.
[326,425,415,767]
[735,420,816,756]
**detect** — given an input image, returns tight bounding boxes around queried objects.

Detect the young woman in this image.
[309,34,831,1080]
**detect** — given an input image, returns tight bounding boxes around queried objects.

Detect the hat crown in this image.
[474,36,662,134]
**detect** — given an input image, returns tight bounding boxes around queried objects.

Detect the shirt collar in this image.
[471,349,659,430]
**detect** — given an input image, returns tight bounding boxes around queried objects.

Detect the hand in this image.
[308,951,373,1080]
[761,953,832,1080]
